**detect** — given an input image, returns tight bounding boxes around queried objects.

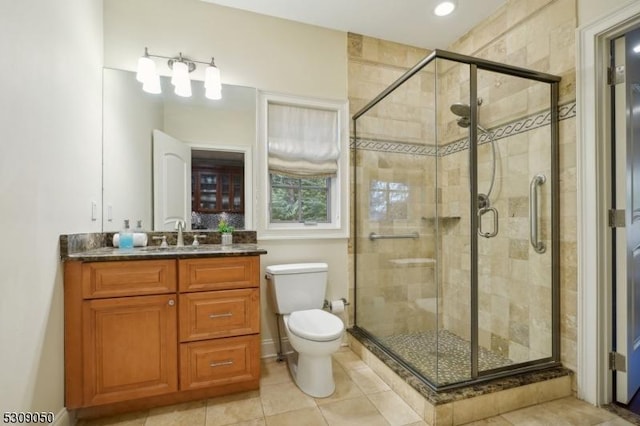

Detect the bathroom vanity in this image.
[61,236,266,417]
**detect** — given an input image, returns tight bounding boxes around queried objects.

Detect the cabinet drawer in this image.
[180,335,260,391]
[179,289,259,342]
[82,260,176,299]
[178,257,258,292]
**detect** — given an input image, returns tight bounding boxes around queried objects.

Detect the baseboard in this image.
[261,336,349,359]
[53,407,72,426]
[261,337,292,358]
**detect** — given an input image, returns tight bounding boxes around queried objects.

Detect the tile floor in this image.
[77,347,635,426]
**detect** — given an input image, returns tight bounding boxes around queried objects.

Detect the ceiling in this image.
[201,0,507,49]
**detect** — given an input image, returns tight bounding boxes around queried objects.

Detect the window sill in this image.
[257,227,349,240]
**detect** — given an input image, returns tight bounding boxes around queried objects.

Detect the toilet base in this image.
[287,351,335,398]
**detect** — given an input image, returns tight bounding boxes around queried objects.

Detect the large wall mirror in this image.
[102,68,256,232]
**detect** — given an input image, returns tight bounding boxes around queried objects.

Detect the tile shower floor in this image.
[77,347,634,426]
[379,330,512,385]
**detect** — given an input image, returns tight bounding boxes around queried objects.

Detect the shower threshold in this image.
[347,327,572,425]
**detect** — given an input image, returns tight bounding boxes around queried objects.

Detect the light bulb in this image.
[136,56,156,83]
[205,65,221,90]
[142,73,162,94]
[171,61,189,87]
[174,80,192,97]
[171,61,191,97]
[205,86,222,100]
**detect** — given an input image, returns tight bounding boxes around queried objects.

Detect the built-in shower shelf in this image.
[414,297,438,313]
[421,216,461,222]
[389,258,436,266]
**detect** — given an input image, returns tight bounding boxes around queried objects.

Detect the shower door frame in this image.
[352,49,562,390]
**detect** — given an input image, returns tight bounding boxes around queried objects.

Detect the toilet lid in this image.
[287,309,344,342]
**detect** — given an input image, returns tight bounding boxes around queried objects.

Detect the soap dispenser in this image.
[119,219,134,249]
[134,219,148,247]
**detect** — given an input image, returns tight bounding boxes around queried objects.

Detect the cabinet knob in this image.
[168,299,175,306]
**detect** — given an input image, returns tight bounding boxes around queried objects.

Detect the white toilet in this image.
[265,263,345,398]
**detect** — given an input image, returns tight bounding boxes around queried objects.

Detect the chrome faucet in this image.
[175,220,185,247]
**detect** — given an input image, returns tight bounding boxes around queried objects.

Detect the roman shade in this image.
[267,103,339,177]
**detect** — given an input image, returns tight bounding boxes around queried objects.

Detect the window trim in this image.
[257,91,349,239]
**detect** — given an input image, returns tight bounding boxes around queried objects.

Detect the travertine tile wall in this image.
[348,34,437,336]
[443,0,578,372]
[348,0,578,378]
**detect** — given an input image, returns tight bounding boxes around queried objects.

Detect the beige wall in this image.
[104,0,350,350]
[577,0,636,26]
[103,68,163,232]
[104,0,347,99]
[0,0,103,421]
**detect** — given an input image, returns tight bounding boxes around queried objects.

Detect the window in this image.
[270,174,330,223]
[258,92,348,239]
[369,180,409,221]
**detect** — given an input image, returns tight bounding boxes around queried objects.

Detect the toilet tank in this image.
[265,263,328,314]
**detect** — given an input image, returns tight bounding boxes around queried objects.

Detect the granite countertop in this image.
[65,243,267,261]
[60,231,266,261]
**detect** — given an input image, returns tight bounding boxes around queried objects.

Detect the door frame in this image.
[577,0,640,406]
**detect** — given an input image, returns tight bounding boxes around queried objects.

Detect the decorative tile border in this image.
[349,138,438,156]
[352,100,576,157]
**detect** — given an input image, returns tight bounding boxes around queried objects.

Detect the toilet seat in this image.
[287,309,344,342]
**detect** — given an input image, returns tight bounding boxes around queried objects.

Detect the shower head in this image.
[450,101,489,133]
[456,117,471,128]
[450,103,470,118]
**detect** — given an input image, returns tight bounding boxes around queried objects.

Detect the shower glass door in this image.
[474,69,555,375]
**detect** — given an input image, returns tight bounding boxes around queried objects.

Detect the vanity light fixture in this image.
[433,0,456,16]
[136,47,222,99]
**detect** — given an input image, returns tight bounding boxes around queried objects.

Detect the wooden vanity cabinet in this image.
[178,257,260,391]
[64,255,261,416]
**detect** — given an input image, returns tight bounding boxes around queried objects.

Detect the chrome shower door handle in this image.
[529,174,547,253]
[478,207,498,238]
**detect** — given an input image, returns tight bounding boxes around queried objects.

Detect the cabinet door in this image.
[231,172,244,212]
[82,294,178,406]
[198,171,218,212]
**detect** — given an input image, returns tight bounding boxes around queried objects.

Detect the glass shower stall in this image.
[352,49,560,389]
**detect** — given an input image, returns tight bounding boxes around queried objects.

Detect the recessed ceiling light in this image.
[434,1,456,17]
[633,44,640,54]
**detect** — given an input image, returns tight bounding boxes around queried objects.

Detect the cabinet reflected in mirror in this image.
[191,150,244,230]
[102,68,256,231]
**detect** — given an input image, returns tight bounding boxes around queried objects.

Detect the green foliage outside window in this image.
[270,174,330,223]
